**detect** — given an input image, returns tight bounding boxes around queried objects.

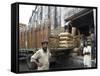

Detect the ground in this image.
[19,54,96,72]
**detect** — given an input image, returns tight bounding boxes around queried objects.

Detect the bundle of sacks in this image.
[59,32,74,48]
[49,34,59,48]
[73,35,80,48]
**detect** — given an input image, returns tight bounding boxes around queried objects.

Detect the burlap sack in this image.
[73,36,80,47]
[49,35,59,48]
[59,41,73,44]
[59,32,73,38]
[59,43,74,48]
[59,36,73,41]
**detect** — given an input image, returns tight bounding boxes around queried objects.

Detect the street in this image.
[19,54,96,72]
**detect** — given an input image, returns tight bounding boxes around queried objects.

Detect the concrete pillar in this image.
[72,27,76,36]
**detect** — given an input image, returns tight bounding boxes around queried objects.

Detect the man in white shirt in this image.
[83,43,91,67]
[30,40,51,70]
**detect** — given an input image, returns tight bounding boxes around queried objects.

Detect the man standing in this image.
[83,42,92,67]
[30,40,51,70]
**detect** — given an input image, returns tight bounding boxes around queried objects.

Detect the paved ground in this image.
[19,55,96,72]
[19,61,29,72]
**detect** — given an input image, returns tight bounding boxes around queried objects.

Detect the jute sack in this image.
[59,32,73,38]
[59,36,73,41]
[49,37,59,48]
[59,44,69,48]
[59,41,73,44]
[73,38,80,47]
[59,44,73,48]
[59,43,74,48]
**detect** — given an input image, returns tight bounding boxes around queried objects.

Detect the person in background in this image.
[83,42,92,67]
[30,40,51,70]
[80,35,84,55]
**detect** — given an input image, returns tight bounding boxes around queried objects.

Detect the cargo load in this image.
[59,32,74,48]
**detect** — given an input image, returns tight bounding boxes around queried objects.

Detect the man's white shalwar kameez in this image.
[31,48,51,70]
[83,46,91,67]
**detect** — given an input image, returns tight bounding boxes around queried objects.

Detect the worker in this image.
[30,39,51,70]
[83,42,92,67]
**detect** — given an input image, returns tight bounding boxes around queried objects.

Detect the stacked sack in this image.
[49,34,59,48]
[59,32,74,48]
[73,35,80,48]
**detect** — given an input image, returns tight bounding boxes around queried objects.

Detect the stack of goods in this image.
[73,35,80,48]
[59,32,74,48]
[49,34,59,48]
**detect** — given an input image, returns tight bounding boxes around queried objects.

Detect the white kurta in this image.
[31,48,51,70]
[83,46,91,67]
